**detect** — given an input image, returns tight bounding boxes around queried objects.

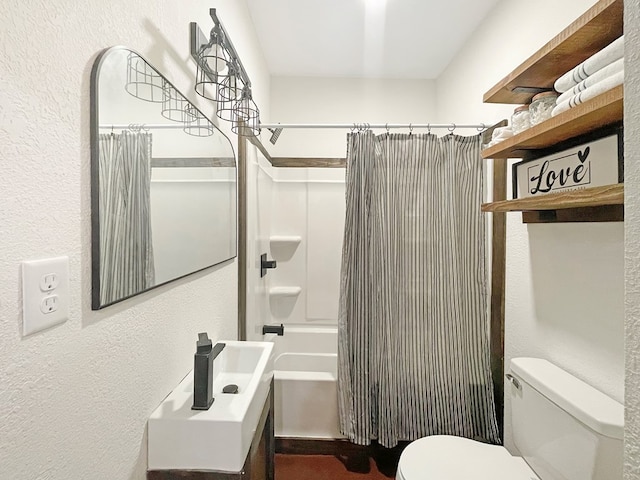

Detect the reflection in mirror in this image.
[91,47,237,310]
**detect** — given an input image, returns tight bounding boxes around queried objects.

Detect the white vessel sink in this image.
[148,340,274,473]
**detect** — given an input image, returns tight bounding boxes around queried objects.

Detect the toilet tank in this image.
[509,358,623,480]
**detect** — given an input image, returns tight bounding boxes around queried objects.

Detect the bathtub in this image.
[269,326,345,439]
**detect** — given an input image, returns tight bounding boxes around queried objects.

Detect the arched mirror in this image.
[90,46,237,309]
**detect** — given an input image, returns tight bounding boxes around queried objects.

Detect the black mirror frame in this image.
[90,46,237,310]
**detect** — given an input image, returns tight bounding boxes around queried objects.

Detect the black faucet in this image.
[262,323,285,336]
[191,333,225,411]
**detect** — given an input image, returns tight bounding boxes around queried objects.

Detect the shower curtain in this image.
[337,131,499,447]
[98,131,155,305]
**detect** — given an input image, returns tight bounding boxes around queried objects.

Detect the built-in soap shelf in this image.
[269,235,302,262]
[269,235,302,246]
[268,286,302,297]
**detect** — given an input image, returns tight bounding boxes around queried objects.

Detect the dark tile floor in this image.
[275,453,399,480]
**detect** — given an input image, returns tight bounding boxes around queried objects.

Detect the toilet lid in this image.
[397,436,538,480]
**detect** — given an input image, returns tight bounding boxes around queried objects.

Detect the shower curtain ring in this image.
[427,123,431,134]
[448,123,456,133]
[477,123,486,132]
[409,123,413,136]
[385,123,389,136]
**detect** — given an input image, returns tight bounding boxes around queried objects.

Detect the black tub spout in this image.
[262,324,284,336]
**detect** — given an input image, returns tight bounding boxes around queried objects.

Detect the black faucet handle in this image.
[260,253,277,277]
[192,333,215,410]
[196,332,212,353]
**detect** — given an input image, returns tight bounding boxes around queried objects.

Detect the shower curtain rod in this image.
[99,124,190,130]
[259,122,488,131]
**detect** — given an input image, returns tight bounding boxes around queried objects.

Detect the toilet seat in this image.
[396,436,538,480]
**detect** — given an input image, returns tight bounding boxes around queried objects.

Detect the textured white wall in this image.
[624,2,640,478]
[435,0,626,451]
[0,1,268,479]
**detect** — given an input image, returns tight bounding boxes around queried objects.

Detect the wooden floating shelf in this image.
[481,85,623,159]
[481,183,623,213]
[484,0,623,104]
[521,205,623,223]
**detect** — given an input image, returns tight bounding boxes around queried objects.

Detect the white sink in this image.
[148,340,274,473]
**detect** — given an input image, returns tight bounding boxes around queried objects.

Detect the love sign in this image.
[513,133,622,199]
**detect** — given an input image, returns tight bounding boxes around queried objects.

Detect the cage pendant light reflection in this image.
[125,52,165,103]
[183,105,214,137]
[161,83,188,122]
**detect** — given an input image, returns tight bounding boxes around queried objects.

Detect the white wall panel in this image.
[306,183,346,321]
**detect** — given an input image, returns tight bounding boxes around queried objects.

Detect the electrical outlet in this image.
[40,273,59,292]
[22,256,69,335]
[40,295,59,314]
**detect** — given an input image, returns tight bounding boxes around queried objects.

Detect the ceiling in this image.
[245,0,501,80]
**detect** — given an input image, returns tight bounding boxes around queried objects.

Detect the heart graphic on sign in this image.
[578,147,590,164]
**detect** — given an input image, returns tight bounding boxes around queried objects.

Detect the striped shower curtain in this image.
[98,131,155,306]
[337,132,499,447]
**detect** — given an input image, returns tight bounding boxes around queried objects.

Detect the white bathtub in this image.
[269,326,345,439]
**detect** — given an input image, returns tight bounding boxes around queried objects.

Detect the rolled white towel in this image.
[556,58,624,105]
[554,36,624,93]
[484,127,513,148]
[552,69,624,116]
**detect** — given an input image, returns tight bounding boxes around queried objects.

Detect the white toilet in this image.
[396,357,623,480]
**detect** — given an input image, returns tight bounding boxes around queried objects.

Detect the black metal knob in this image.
[260,253,277,277]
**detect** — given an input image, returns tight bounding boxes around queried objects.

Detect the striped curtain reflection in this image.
[98,131,155,306]
[337,132,499,447]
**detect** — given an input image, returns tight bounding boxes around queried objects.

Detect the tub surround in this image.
[270,326,343,440]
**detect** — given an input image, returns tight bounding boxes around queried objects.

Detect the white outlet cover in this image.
[22,256,69,335]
